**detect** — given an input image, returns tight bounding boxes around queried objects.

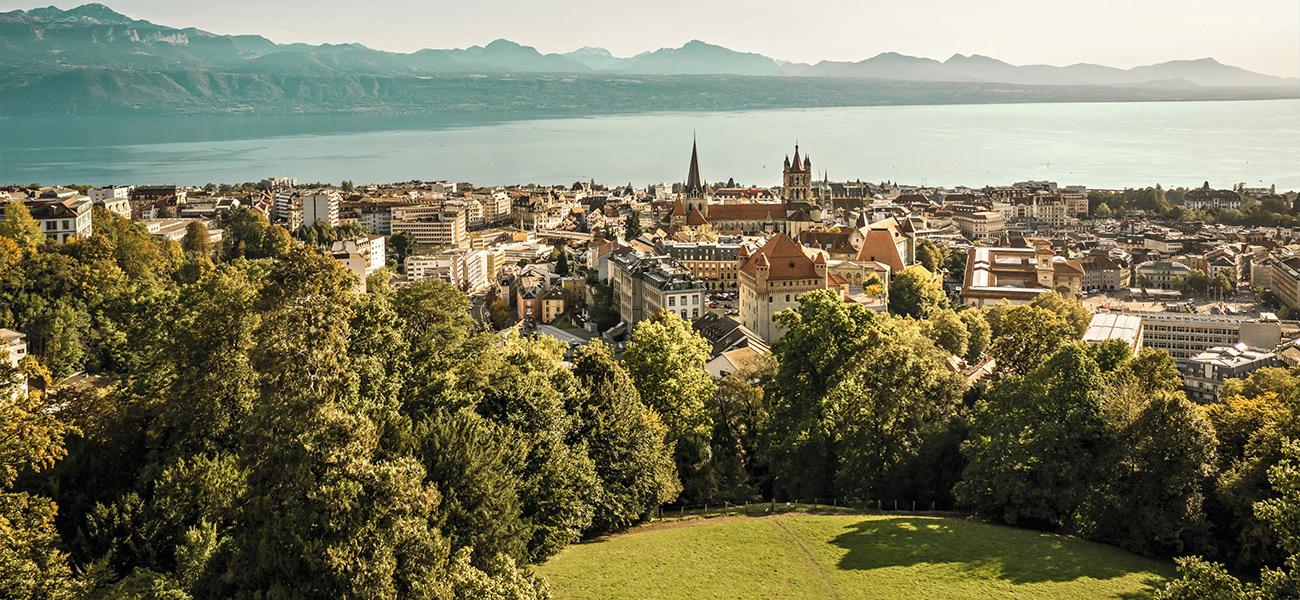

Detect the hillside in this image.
[536,513,1175,600]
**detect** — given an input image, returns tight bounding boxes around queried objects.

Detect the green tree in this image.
[180,222,211,256]
[1031,292,1090,337]
[0,201,44,251]
[1094,202,1112,217]
[223,248,446,598]
[389,231,418,265]
[923,309,969,358]
[888,265,947,319]
[258,225,292,259]
[916,240,942,274]
[988,306,1074,375]
[623,211,642,240]
[1184,269,1211,294]
[572,341,679,532]
[622,311,717,503]
[764,289,962,502]
[555,251,570,277]
[959,310,991,363]
[958,344,1108,529]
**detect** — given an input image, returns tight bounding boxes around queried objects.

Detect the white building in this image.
[332,234,387,275]
[16,197,94,242]
[392,205,468,248]
[302,192,341,228]
[89,186,133,218]
[1,328,26,398]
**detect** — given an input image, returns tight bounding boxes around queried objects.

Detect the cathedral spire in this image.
[685,137,706,197]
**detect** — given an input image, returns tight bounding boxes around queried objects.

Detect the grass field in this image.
[535,513,1175,599]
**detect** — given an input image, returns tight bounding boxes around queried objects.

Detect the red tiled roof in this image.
[854,229,906,273]
[706,203,787,221]
[739,233,820,280]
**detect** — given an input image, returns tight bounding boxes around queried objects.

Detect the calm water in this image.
[2,99,1298,190]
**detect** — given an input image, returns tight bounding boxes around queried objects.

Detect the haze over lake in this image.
[3,99,1297,190]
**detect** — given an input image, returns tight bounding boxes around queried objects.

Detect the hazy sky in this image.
[16,0,1300,77]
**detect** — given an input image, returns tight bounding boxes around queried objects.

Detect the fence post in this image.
[912,501,916,512]
[894,500,897,511]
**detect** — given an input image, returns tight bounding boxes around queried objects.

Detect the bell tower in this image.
[782,143,812,204]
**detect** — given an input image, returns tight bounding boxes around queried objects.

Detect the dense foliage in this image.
[4,211,1300,598]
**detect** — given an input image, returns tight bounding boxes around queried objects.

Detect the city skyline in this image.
[10,0,1300,77]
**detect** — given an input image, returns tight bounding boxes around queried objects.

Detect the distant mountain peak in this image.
[26,2,133,24]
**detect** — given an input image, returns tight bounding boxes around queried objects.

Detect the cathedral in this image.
[667,140,820,237]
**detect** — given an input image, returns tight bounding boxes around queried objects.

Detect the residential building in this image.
[1080,255,1129,290]
[130,185,185,219]
[611,252,707,327]
[1185,343,1277,402]
[1184,182,1244,210]
[1,328,27,398]
[659,240,745,290]
[273,191,299,223]
[954,211,1006,239]
[517,285,567,323]
[332,234,386,275]
[391,205,468,248]
[2,328,27,370]
[960,242,1084,307]
[14,197,94,242]
[89,186,132,218]
[302,191,341,228]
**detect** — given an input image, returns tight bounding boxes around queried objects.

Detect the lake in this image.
[2,99,1298,191]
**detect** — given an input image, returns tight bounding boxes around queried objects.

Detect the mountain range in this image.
[1,4,1296,116]
[4,3,1295,87]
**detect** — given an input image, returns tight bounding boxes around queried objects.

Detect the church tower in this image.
[782,143,813,204]
[682,137,709,218]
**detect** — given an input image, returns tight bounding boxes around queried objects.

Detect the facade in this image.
[737,233,835,344]
[302,192,341,228]
[1080,255,1130,290]
[1185,343,1277,402]
[954,211,1006,239]
[17,197,94,242]
[1,328,27,398]
[130,186,186,219]
[331,234,386,275]
[391,205,468,248]
[658,240,744,290]
[1136,311,1283,368]
[961,243,1084,308]
[1183,182,1244,210]
[89,186,132,218]
[1135,260,1193,290]
[611,252,707,327]
[1253,255,1300,309]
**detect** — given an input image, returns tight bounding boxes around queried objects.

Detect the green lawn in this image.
[535,514,1175,599]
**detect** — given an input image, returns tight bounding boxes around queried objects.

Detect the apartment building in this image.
[391,205,468,248]
[1134,311,1283,368]
[611,252,707,328]
[1185,343,1277,402]
[331,234,387,275]
[953,211,1006,239]
[658,240,745,291]
[302,191,341,228]
[17,197,94,242]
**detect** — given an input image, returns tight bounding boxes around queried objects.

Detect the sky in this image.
[12,0,1300,77]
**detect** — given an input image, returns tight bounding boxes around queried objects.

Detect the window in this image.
[693,309,699,318]
[669,297,676,307]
